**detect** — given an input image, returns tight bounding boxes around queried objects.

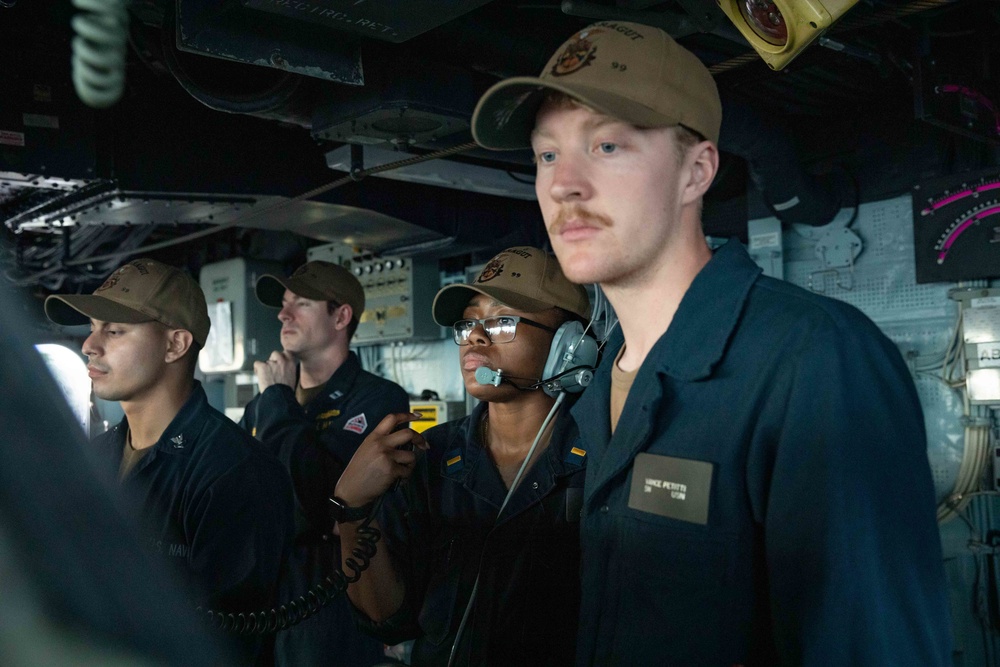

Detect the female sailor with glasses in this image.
[334,246,594,667]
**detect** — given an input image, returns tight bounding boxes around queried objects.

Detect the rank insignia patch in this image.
[343,413,368,434]
[444,449,464,473]
[564,446,586,466]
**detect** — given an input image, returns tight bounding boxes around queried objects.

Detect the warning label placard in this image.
[0,130,25,147]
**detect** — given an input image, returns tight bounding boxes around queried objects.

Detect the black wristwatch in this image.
[328,495,375,523]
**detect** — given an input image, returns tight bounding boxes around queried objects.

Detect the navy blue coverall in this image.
[573,239,952,667]
[240,352,409,666]
[95,382,295,664]
[357,401,586,666]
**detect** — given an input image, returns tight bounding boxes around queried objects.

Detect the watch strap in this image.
[329,495,375,523]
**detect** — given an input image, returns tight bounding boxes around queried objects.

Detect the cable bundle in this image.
[908,298,995,523]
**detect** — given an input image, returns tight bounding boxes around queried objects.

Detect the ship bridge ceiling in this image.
[1,0,996,298]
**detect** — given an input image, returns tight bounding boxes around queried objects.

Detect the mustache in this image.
[550,206,613,235]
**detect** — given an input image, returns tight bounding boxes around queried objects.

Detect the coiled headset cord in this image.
[196,495,385,635]
[71,0,128,108]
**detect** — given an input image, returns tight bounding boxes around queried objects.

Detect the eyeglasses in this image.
[452,315,558,345]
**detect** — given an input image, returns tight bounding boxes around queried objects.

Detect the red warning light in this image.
[738,0,788,46]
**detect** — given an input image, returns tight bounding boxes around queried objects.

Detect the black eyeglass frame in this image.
[452,315,558,346]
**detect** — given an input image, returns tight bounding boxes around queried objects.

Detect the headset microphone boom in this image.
[474,320,599,395]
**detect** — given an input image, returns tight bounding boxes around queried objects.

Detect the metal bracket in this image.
[176,0,364,84]
[814,226,863,269]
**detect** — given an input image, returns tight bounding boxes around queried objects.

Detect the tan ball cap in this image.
[433,246,590,326]
[45,259,211,347]
[255,260,365,320]
[472,21,721,149]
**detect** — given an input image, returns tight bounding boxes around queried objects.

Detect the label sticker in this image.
[23,114,59,129]
[627,453,713,525]
[977,342,1000,368]
[749,231,780,250]
[972,296,1000,309]
[0,130,25,147]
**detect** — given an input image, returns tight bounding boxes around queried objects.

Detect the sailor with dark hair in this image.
[45,258,295,665]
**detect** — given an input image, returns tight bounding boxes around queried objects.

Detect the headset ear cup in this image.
[542,321,599,397]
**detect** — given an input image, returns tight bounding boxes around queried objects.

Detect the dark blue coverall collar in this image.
[303,351,362,410]
[441,400,584,526]
[571,238,762,505]
[109,380,209,472]
[621,238,762,382]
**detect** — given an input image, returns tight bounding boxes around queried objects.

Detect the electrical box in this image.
[353,255,443,344]
[953,287,1000,405]
[198,258,283,374]
[220,372,259,424]
[747,217,784,280]
[409,400,466,433]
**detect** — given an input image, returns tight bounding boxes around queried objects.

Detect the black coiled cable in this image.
[196,498,384,635]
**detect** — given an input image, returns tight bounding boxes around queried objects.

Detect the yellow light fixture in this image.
[717,0,860,70]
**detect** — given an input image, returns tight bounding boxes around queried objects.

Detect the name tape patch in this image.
[627,453,713,525]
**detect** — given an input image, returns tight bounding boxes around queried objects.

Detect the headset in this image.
[450,318,598,665]
[474,319,599,396]
[540,319,599,396]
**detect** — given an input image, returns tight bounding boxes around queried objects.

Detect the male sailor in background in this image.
[241,260,409,666]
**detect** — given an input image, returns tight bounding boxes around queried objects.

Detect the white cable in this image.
[938,429,974,522]
[933,304,993,523]
[939,403,992,523]
[391,343,403,386]
[497,393,565,517]
[71,0,128,108]
[587,283,619,351]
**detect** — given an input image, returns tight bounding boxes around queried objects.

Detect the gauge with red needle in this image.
[914,170,1000,283]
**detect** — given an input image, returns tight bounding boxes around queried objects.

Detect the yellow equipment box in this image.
[408,400,466,433]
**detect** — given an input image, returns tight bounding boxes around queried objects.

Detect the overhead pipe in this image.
[719,90,846,227]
